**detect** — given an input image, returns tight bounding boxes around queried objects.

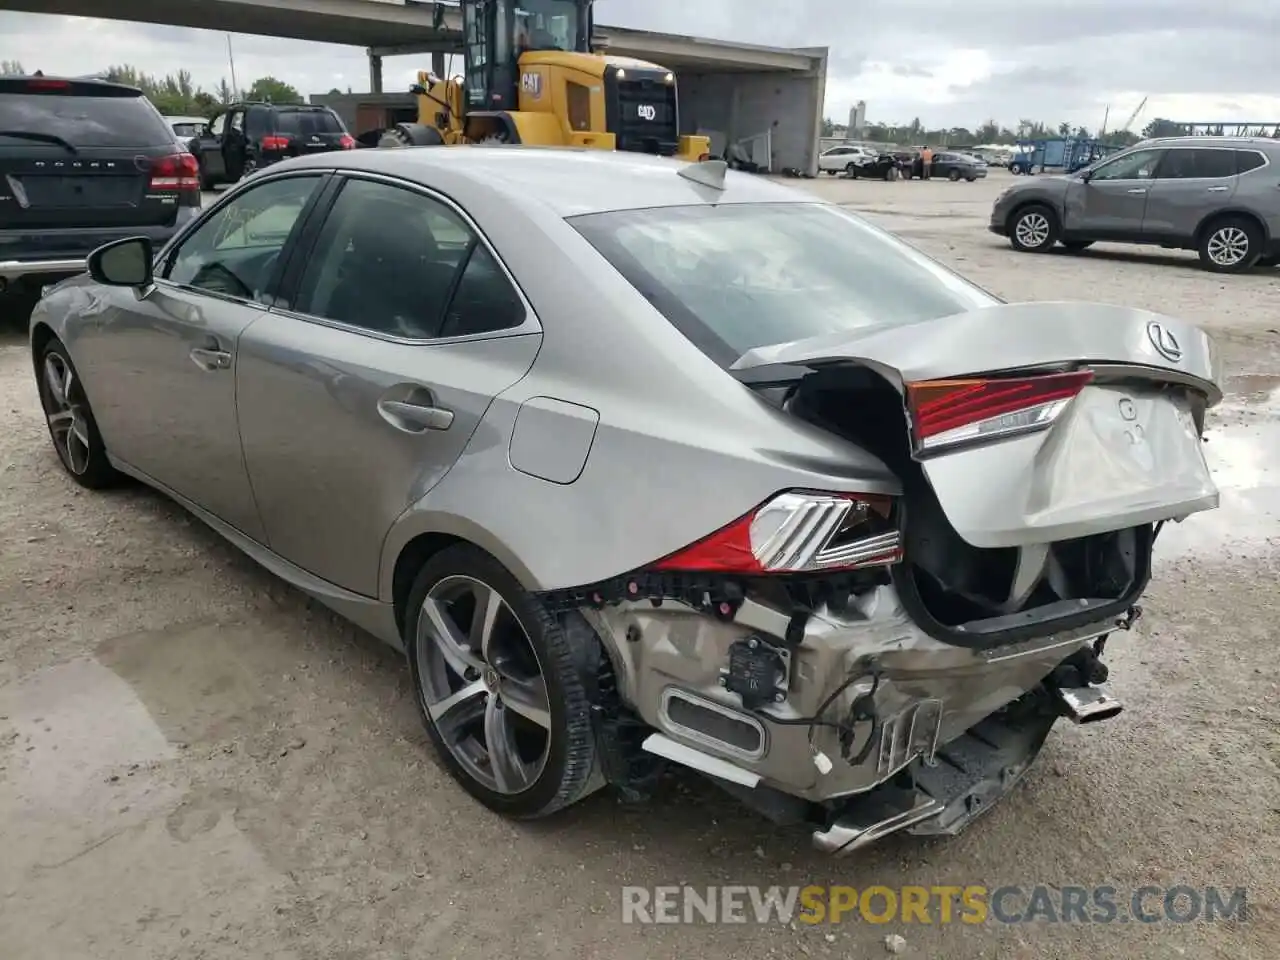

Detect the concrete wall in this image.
[676,70,824,175]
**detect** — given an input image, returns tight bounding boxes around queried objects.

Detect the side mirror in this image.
[88,237,154,289]
[1080,169,1093,183]
[409,83,428,96]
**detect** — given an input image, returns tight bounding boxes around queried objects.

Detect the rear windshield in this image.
[274,109,344,135]
[570,202,998,366]
[0,91,172,148]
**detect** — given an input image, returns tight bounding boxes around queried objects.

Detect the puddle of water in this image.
[1156,414,1280,559]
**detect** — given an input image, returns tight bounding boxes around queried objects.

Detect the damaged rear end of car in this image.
[557,196,1221,854]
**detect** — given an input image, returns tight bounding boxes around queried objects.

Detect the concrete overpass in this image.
[0,0,829,173]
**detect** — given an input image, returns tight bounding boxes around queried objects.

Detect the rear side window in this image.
[1158,148,1235,179]
[1235,150,1267,174]
[571,202,997,367]
[0,89,172,148]
[274,109,345,136]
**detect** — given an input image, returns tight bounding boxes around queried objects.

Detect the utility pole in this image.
[226,34,239,100]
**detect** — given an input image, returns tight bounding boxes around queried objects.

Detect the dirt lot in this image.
[2,169,1278,959]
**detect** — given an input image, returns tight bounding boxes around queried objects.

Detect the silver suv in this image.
[989,137,1280,273]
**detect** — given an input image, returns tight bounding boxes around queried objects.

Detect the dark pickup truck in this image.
[189,102,356,189]
[0,75,201,312]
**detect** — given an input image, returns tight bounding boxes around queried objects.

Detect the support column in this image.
[368,51,383,94]
[431,52,446,78]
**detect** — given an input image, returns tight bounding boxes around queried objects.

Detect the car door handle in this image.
[1206,185,1229,192]
[1126,188,1148,194]
[189,347,231,371]
[377,399,454,432]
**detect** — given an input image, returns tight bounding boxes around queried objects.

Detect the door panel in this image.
[235,319,541,595]
[1063,147,1164,237]
[1141,147,1239,239]
[85,287,267,539]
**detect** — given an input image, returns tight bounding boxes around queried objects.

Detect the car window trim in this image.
[264,169,541,346]
[153,169,333,309]
[1153,145,1240,181]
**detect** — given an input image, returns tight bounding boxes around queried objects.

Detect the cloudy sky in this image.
[2,1,1279,131]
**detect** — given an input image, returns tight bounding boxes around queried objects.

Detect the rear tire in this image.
[405,544,600,820]
[1008,204,1060,253]
[948,169,961,182]
[1198,216,1262,273]
[845,162,858,179]
[34,338,120,489]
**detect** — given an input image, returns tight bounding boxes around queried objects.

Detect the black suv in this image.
[0,75,200,313]
[191,102,355,189]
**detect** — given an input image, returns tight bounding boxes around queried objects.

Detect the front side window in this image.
[1090,148,1162,181]
[571,202,998,367]
[164,175,320,302]
[229,111,244,134]
[209,113,226,136]
[514,0,580,52]
[290,178,524,339]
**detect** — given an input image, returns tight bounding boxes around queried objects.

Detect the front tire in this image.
[1008,204,1060,253]
[405,545,599,819]
[34,338,120,489]
[1199,217,1263,272]
[948,168,961,182]
[845,162,858,179]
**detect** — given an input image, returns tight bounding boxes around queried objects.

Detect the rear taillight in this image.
[260,135,291,151]
[150,152,201,193]
[339,134,356,149]
[652,491,902,575]
[27,78,70,91]
[907,370,1094,454]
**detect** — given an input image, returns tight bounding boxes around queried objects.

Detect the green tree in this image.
[1142,118,1186,139]
[1,59,24,75]
[245,76,302,104]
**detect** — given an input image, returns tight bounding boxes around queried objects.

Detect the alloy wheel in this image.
[414,575,552,795]
[39,352,92,476]
[1015,212,1051,248]
[1206,226,1249,267]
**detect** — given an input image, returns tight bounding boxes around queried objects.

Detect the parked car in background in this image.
[190,101,355,190]
[29,148,1221,854]
[165,115,209,141]
[843,149,902,181]
[990,137,1280,273]
[0,75,201,317]
[930,152,988,181]
[818,144,877,175]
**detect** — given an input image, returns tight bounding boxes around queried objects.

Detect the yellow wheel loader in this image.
[375,0,711,162]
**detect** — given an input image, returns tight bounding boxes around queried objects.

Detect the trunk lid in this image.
[733,301,1221,549]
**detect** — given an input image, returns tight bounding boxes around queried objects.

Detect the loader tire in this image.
[377,123,445,149]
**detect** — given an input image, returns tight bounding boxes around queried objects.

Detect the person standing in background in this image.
[920,144,934,179]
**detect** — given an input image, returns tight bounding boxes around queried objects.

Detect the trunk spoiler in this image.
[730,301,1222,406]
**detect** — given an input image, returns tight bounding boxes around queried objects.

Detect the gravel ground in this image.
[1,169,1278,959]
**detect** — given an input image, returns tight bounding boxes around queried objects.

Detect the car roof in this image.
[1133,136,1279,150]
[278,146,812,217]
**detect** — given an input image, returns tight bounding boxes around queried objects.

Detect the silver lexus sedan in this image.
[29,147,1221,854]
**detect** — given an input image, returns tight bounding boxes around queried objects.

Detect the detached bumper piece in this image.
[813,705,1057,856]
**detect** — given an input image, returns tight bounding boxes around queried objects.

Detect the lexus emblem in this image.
[1146,321,1182,362]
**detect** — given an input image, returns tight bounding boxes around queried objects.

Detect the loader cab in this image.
[461,0,592,111]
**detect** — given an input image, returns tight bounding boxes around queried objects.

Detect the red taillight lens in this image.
[27,79,70,91]
[260,135,291,151]
[150,152,201,191]
[339,134,356,149]
[907,370,1094,454]
[652,492,901,575]
[698,152,711,161]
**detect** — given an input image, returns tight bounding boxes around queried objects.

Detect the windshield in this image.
[274,109,344,135]
[514,0,581,52]
[570,202,999,366]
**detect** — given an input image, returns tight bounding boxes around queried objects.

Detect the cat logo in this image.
[637,104,657,121]
[520,71,542,98]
